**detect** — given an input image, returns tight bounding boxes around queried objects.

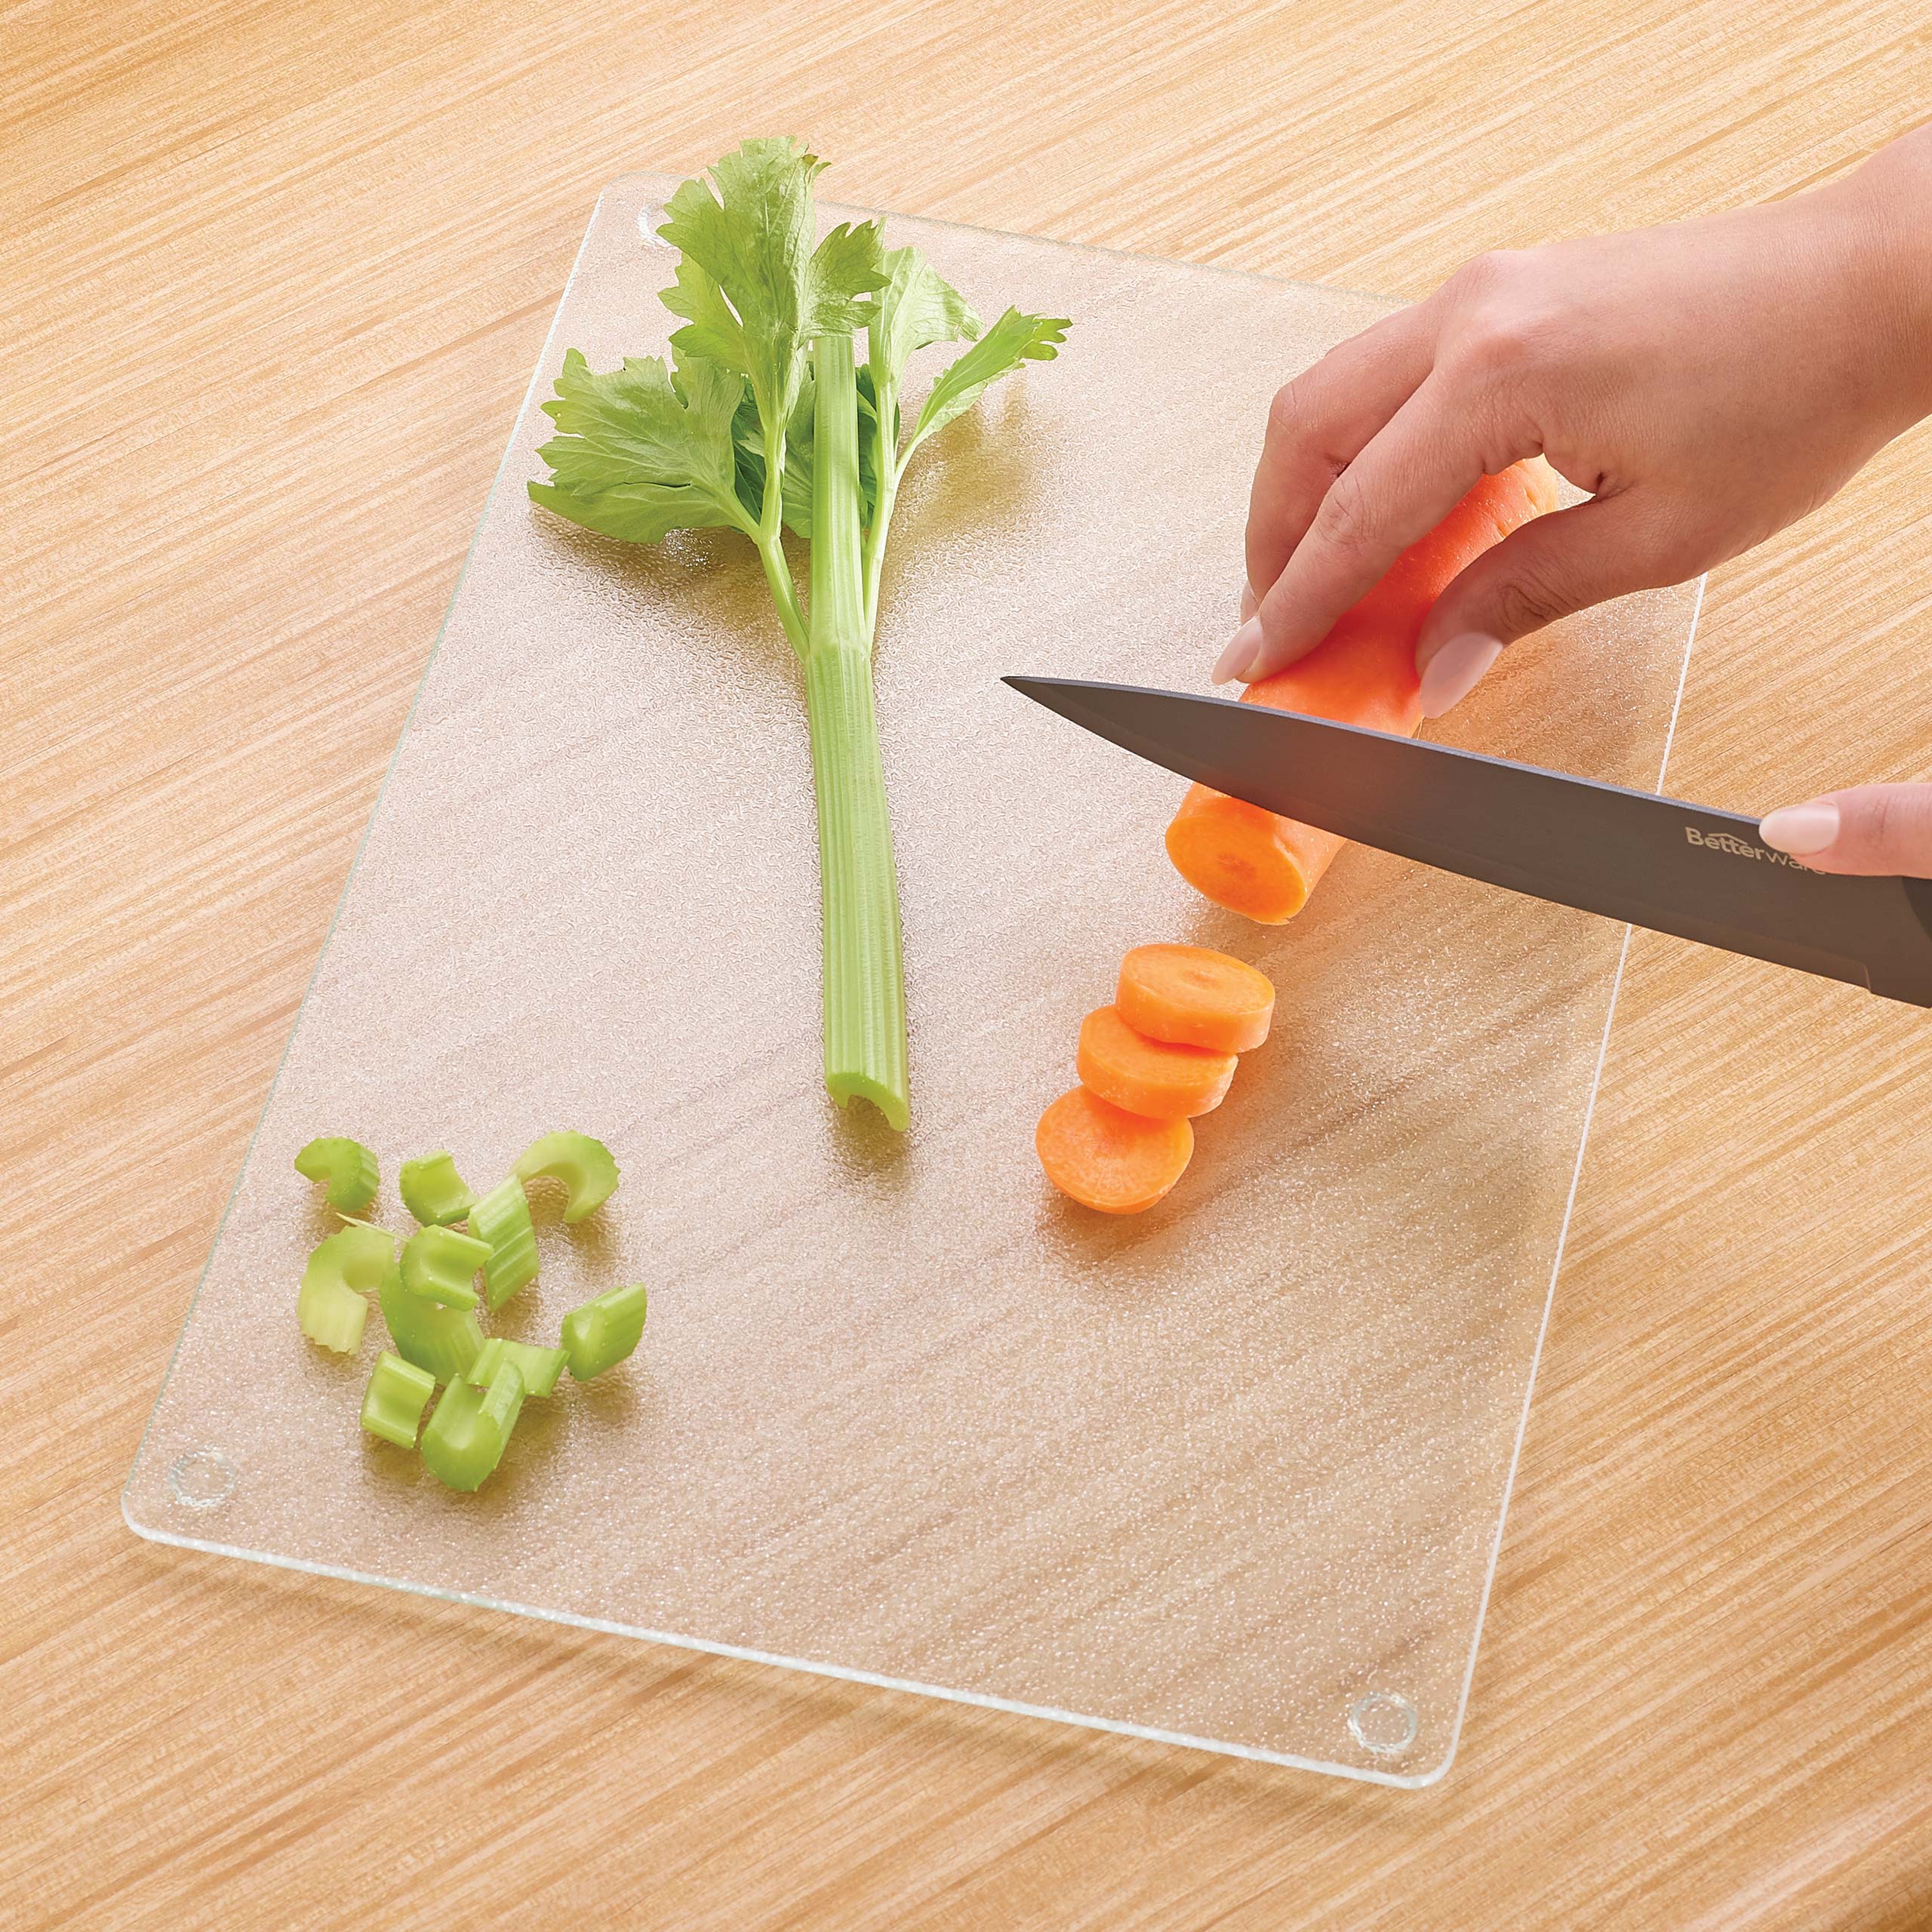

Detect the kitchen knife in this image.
[1005,676,1932,1008]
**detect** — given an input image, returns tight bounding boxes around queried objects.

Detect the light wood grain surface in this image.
[6,4,1930,1926]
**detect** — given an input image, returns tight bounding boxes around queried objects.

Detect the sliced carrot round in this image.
[1076,1005,1236,1121]
[1035,1086,1194,1214]
[1116,943,1275,1054]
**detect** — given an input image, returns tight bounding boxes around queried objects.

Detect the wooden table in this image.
[8,5,1930,1925]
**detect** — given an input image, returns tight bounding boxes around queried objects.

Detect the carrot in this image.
[1076,1004,1237,1120]
[1167,457,1564,921]
[1116,943,1275,1054]
[1035,1085,1194,1214]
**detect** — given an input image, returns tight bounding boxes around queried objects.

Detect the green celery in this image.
[399,1224,490,1309]
[466,1335,568,1399]
[528,137,1068,1132]
[361,1350,435,1447]
[421,1358,526,1493]
[512,1131,619,1225]
[561,1281,648,1382]
[398,1150,475,1226]
[858,246,971,628]
[470,1176,539,1309]
[804,329,907,1126]
[294,1137,379,1214]
[378,1263,484,1383]
[297,1223,394,1355]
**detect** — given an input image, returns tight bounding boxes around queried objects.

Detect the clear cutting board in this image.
[125,175,1700,1787]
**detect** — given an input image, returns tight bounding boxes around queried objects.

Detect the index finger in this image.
[1244,304,1436,605]
[1241,374,1525,683]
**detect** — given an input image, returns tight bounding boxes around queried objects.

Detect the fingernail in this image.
[1758,800,1840,856]
[1417,632,1503,718]
[1238,581,1258,624]
[1213,614,1264,686]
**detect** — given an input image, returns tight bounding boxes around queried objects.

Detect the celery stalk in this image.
[294,1137,379,1215]
[561,1281,648,1381]
[512,1131,619,1225]
[805,331,909,1129]
[470,1177,539,1309]
[466,1336,568,1398]
[421,1358,525,1493]
[297,1223,393,1355]
[528,139,1068,1132]
[379,1263,484,1383]
[398,1150,474,1227]
[361,1351,435,1447]
[398,1224,489,1309]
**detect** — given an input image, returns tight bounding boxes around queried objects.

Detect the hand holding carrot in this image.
[1228,122,1932,876]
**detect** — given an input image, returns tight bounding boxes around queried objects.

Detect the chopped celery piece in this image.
[398,1150,475,1227]
[561,1281,648,1381]
[361,1350,435,1447]
[421,1358,526,1492]
[512,1131,620,1224]
[469,1177,539,1309]
[466,1335,568,1398]
[299,1280,368,1355]
[294,1136,379,1214]
[378,1263,484,1383]
[399,1224,490,1309]
[297,1223,395,1355]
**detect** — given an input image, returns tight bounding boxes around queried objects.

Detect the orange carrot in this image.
[1116,943,1275,1054]
[1167,457,1563,921]
[1077,1004,1237,1120]
[1036,1085,1195,1214]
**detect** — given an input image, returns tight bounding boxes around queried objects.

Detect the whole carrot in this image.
[1166,459,1561,922]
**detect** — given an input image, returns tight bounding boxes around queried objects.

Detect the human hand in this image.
[1759,787,1932,878]
[1220,125,1932,724]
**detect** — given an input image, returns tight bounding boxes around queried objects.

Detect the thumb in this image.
[1414,491,1694,716]
[1759,784,1932,878]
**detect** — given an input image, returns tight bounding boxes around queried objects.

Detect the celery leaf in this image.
[908,308,1071,451]
[868,247,981,395]
[657,137,885,433]
[527,349,751,545]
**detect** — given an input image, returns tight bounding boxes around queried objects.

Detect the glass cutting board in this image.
[125,176,1700,1787]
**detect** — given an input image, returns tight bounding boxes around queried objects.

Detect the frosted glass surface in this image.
[126,177,1700,1786]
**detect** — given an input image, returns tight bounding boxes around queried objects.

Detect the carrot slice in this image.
[1116,943,1275,1054]
[1168,457,1562,921]
[1076,1005,1236,1120]
[1035,1086,1194,1214]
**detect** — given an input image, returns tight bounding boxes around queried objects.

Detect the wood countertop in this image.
[7,5,1930,1925]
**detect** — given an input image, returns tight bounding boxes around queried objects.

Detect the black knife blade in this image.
[1004,676,1932,1008]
